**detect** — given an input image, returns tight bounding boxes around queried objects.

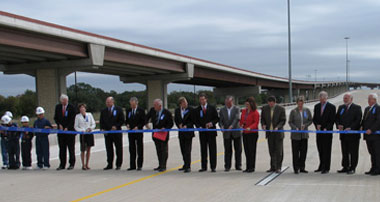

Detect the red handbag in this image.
[153,131,168,141]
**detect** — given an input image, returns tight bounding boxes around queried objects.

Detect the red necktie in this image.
[62,106,66,117]
[202,106,206,114]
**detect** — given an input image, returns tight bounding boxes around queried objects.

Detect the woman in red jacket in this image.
[240,97,260,173]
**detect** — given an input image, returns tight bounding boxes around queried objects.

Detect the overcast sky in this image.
[1,0,380,96]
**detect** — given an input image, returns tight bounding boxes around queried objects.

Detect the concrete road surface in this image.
[1,89,380,202]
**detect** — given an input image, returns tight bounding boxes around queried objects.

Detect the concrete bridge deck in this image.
[1,89,380,202]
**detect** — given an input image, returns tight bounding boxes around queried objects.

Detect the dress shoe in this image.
[56,167,65,171]
[294,170,299,174]
[321,170,329,174]
[266,169,274,173]
[159,168,166,172]
[178,167,185,171]
[184,169,191,173]
[337,168,349,173]
[127,168,136,171]
[347,170,355,175]
[103,166,112,170]
[211,169,216,172]
[243,169,254,173]
[137,167,142,171]
[365,170,374,175]
[115,167,121,170]
[198,169,207,172]
[224,168,230,172]
[236,167,242,171]
[154,167,161,171]
[67,166,74,170]
[314,169,322,173]
[370,171,380,176]
[300,169,308,173]
[275,169,281,173]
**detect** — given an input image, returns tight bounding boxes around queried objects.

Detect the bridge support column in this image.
[146,80,168,110]
[35,68,67,121]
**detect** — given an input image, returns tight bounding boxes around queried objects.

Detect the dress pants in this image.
[267,132,284,171]
[243,133,258,170]
[199,132,217,170]
[316,134,332,171]
[104,133,123,168]
[291,139,308,171]
[179,136,193,169]
[340,136,360,171]
[154,139,168,169]
[57,134,76,168]
[128,133,144,169]
[366,139,380,172]
[223,136,242,169]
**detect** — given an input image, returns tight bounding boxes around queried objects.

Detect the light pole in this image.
[287,0,293,102]
[314,69,317,82]
[344,37,350,91]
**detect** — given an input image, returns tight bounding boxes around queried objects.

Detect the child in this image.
[33,107,52,170]
[20,116,33,170]
[1,115,20,169]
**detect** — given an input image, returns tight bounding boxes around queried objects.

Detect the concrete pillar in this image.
[35,68,67,121]
[146,80,168,110]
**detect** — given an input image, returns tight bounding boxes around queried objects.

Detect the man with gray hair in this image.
[146,99,173,172]
[54,94,77,170]
[313,91,336,174]
[362,93,380,176]
[335,93,362,174]
[125,97,146,171]
[219,96,242,172]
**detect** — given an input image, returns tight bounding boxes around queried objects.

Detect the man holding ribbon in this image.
[54,94,76,170]
[335,93,362,174]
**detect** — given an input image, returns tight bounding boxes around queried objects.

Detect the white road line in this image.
[256,166,289,186]
[273,183,370,187]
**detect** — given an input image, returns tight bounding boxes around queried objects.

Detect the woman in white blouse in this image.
[74,104,96,170]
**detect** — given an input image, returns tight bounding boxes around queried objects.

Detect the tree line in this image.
[0,82,268,118]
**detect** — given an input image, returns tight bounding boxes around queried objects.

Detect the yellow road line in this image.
[71,138,265,202]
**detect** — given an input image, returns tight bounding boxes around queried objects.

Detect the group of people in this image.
[1,91,380,176]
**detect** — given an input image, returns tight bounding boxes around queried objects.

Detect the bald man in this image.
[100,97,125,170]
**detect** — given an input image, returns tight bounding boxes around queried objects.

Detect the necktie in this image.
[109,108,112,116]
[62,106,66,117]
[365,106,373,120]
[202,106,206,114]
[156,111,160,124]
[320,104,324,116]
[132,109,135,116]
[270,107,274,130]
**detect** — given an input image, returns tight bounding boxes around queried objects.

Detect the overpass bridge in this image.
[0,11,378,120]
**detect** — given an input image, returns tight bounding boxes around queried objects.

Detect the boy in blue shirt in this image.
[33,107,53,169]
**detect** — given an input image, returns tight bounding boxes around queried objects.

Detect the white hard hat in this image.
[20,116,30,123]
[1,115,12,125]
[4,111,13,119]
[36,107,45,115]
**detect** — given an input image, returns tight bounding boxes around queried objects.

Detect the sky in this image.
[1,0,380,96]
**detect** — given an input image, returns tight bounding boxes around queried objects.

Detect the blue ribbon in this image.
[1,126,379,135]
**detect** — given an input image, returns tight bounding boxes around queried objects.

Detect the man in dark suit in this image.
[146,99,173,172]
[313,91,336,174]
[174,97,195,173]
[54,94,76,170]
[125,97,146,171]
[194,93,219,172]
[219,96,241,172]
[100,97,125,170]
[362,93,380,176]
[335,93,362,174]
[261,96,286,173]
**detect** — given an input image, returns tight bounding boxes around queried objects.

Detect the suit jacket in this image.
[54,103,76,131]
[218,105,241,139]
[313,102,336,131]
[288,107,313,140]
[261,104,286,139]
[146,107,174,141]
[361,104,380,140]
[174,107,195,139]
[240,109,260,134]
[335,103,362,140]
[125,107,146,130]
[99,105,125,131]
[194,104,219,136]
